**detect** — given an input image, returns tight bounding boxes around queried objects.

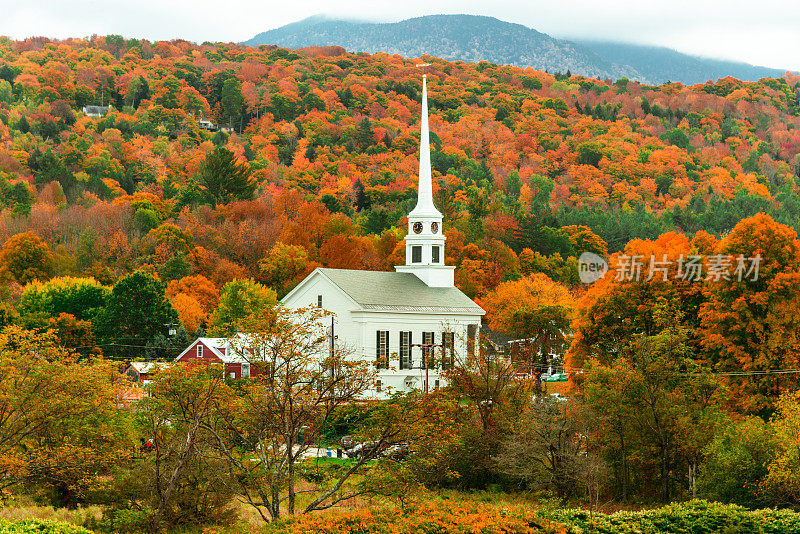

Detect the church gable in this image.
[281,268,361,313]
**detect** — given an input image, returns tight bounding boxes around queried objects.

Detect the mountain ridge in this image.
[244,14,645,82]
[244,14,788,85]
[574,39,786,85]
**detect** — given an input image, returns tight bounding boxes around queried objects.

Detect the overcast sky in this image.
[3,0,800,71]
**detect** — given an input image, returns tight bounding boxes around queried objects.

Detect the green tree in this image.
[698,416,774,507]
[105,34,126,58]
[355,118,373,151]
[269,93,300,122]
[158,253,190,282]
[133,207,160,234]
[95,271,178,357]
[195,147,255,208]
[154,76,181,109]
[661,128,691,151]
[258,243,309,298]
[762,391,800,505]
[0,80,12,103]
[220,78,244,130]
[126,75,150,108]
[209,279,276,336]
[18,276,109,323]
[361,206,392,235]
[582,298,720,502]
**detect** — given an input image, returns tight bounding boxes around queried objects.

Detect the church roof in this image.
[316,268,484,315]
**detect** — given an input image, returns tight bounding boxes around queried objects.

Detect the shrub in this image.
[91,508,152,534]
[0,519,93,534]
[547,500,800,534]
[279,501,556,534]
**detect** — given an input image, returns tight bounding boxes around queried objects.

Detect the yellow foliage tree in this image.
[762,391,800,504]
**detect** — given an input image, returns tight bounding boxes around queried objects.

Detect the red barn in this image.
[175,337,259,379]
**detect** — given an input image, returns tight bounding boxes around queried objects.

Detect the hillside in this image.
[0,36,799,309]
[244,15,643,81]
[577,39,786,85]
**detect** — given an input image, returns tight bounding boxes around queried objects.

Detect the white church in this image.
[281,75,485,397]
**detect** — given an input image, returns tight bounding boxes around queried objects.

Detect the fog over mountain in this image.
[244,14,788,84]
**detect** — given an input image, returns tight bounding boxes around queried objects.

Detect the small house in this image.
[83,105,110,118]
[174,337,257,380]
[198,118,217,131]
[124,361,171,385]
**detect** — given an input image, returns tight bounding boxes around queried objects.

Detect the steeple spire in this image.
[409,75,442,218]
[395,73,454,288]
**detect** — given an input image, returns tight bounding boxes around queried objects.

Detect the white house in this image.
[197,117,217,131]
[282,75,485,398]
[82,105,110,118]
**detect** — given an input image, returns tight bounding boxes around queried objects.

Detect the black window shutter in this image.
[408,331,412,368]
[398,331,404,370]
[376,331,381,368]
[440,332,446,369]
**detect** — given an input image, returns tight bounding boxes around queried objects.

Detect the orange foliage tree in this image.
[699,214,800,414]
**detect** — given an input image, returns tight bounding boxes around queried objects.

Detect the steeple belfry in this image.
[396,74,455,288]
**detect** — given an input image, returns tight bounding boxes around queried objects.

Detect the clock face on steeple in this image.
[413,222,423,234]
[431,222,439,234]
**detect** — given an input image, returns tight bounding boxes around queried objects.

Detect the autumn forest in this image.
[2,33,800,534]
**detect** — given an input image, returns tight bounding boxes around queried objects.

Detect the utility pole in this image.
[330,316,334,359]
[327,317,337,396]
[330,316,335,386]
[410,341,444,394]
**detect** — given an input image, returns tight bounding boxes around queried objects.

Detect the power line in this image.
[511,361,800,378]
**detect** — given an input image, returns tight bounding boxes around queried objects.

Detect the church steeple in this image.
[409,75,442,219]
[396,74,455,288]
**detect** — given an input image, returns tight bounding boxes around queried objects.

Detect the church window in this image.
[376,379,382,392]
[441,332,455,369]
[317,295,322,308]
[412,246,422,263]
[431,245,440,263]
[376,331,389,369]
[467,324,478,357]
[423,332,434,368]
[400,331,412,369]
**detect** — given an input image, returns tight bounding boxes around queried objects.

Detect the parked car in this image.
[383,441,410,461]
[346,441,383,460]
[340,435,356,451]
